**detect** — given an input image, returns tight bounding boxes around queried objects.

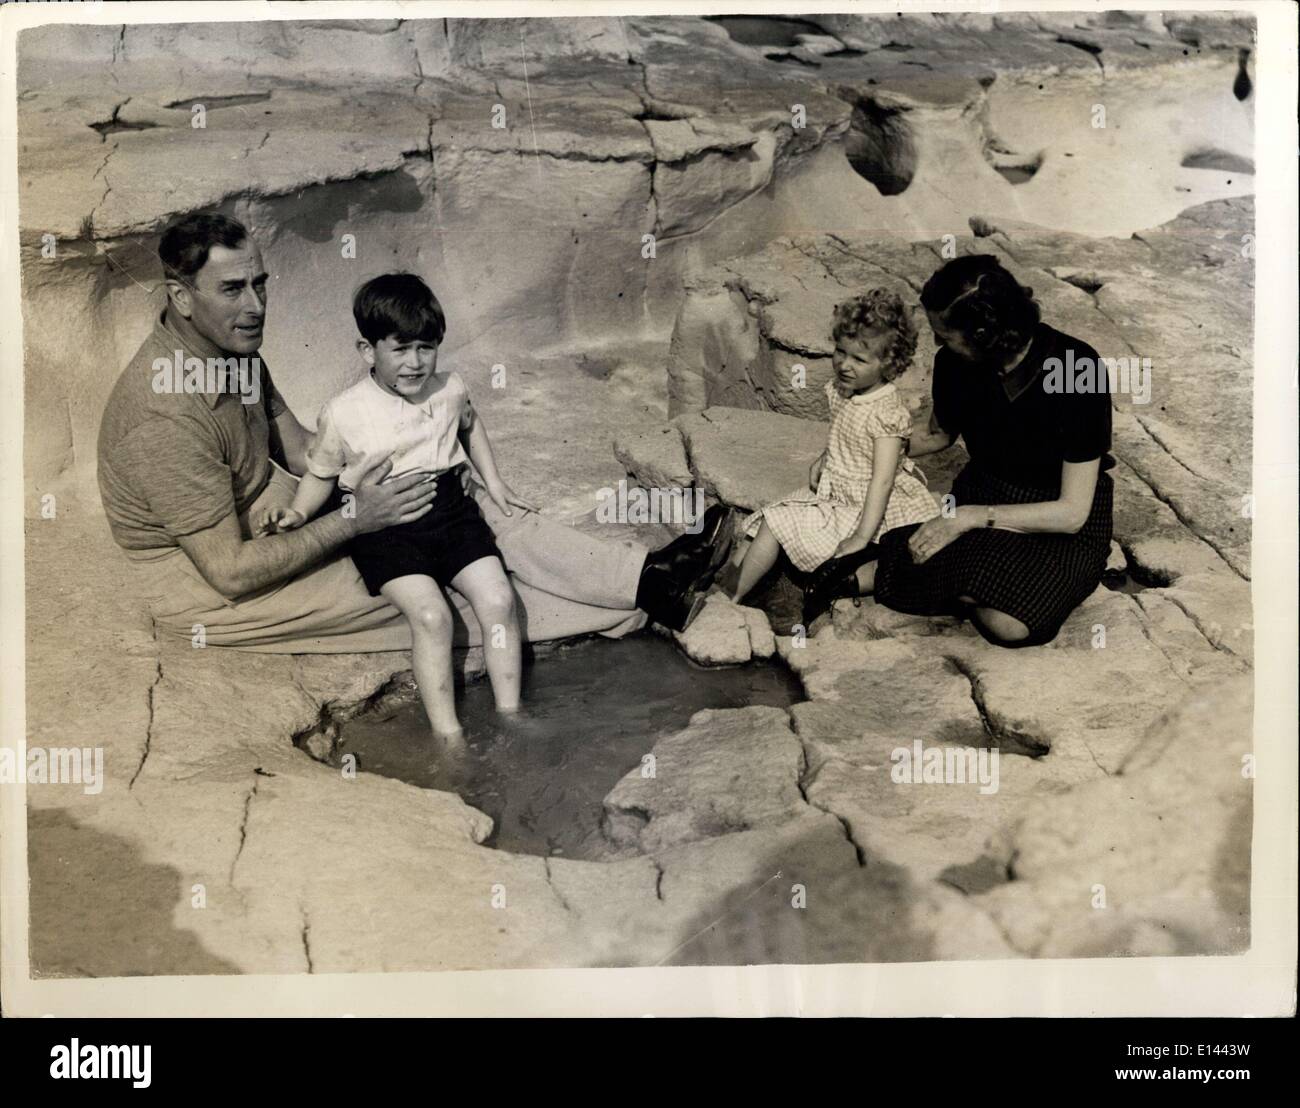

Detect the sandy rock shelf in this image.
[19,13,1255,976]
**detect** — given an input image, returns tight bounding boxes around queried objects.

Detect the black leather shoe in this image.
[635,566,707,633]
[642,504,730,581]
[802,545,879,627]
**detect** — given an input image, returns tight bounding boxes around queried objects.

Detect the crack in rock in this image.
[300,904,314,973]
[1116,458,1247,581]
[1161,593,1248,660]
[1132,413,1217,484]
[789,715,869,867]
[944,655,1047,757]
[1130,595,1198,685]
[128,650,161,790]
[229,775,262,884]
[542,856,574,913]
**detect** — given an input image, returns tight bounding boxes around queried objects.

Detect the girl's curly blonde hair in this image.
[831,289,918,382]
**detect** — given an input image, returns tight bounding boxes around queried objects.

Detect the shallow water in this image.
[333,634,802,860]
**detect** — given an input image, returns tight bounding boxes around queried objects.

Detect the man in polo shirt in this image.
[97,212,724,652]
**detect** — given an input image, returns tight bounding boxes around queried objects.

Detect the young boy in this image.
[259,273,534,742]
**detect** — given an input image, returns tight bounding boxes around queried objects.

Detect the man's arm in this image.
[179,505,356,599]
[179,460,440,600]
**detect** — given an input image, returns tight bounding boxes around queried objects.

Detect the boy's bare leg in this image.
[731,521,781,603]
[379,575,463,740]
[450,557,522,713]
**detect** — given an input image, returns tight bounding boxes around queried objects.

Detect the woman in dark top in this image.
[868,254,1115,646]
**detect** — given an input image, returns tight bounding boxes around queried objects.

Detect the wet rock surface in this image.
[20,15,1254,977]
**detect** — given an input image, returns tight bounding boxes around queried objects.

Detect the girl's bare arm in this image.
[841,437,904,550]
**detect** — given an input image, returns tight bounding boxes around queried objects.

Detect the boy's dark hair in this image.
[920,254,1040,362]
[158,212,249,285]
[831,289,918,382]
[352,273,447,345]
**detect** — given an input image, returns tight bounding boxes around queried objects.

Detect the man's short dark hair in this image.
[158,212,250,285]
[352,273,447,346]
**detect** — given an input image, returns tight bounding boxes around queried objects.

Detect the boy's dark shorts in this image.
[333,466,503,596]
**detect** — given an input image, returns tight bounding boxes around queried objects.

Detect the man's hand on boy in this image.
[351,456,438,533]
[485,479,538,518]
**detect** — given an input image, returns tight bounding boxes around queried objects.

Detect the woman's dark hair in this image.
[158,212,249,284]
[920,255,1040,361]
[831,289,917,382]
[352,272,447,345]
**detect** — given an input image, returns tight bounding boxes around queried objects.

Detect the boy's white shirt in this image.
[306,369,473,491]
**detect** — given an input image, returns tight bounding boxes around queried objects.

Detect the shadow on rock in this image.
[28,808,240,978]
[662,824,939,966]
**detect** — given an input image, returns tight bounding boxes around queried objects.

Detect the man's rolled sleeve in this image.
[118,417,237,539]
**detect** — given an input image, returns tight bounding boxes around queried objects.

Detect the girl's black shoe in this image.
[801,544,879,627]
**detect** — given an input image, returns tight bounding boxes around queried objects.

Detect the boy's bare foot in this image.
[495,708,550,738]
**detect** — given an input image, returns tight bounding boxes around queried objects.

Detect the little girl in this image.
[717,290,939,618]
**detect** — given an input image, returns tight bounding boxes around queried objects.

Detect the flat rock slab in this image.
[672,593,775,665]
[676,407,826,511]
[603,705,805,853]
[974,678,1253,958]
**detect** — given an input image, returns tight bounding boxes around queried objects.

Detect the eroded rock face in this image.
[974,678,1253,957]
[20,14,1252,502]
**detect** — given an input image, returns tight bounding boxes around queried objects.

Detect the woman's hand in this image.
[809,451,827,491]
[908,508,975,563]
[486,480,538,517]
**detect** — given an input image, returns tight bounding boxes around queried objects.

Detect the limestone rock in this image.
[671,593,774,665]
[675,407,825,511]
[974,678,1253,957]
[602,705,804,853]
[613,423,693,491]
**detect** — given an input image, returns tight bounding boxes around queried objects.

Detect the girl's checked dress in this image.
[741,380,939,573]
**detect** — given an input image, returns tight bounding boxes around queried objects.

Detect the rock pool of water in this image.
[332,633,802,860]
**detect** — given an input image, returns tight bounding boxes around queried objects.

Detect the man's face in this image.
[173,240,268,355]
[363,334,440,399]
